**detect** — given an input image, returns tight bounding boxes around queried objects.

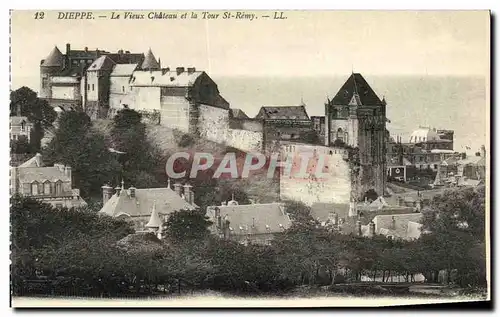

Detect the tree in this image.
[164,209,213,242]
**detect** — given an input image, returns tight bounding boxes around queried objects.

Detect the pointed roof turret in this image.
[145,201,162,228]
[141,48,160,70]
[42,46,64,67]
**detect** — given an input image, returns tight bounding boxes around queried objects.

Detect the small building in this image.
[98,180,198,235]
[206,197,292,245]
[10,153,86,208]
[10,116,33,143]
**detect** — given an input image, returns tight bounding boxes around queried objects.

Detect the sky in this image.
[10,10,490,90]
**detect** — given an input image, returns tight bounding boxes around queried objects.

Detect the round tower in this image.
[40,46,64,99]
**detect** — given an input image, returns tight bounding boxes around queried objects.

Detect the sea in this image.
[12,75,488,155]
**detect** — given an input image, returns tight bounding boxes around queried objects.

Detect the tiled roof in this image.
[141,49,160,70]
[111,64,139,76]
[207,203,292,235]
[330,73,383,106]
[99,187,198,218]
[256,106,310,120]
[229,108,249,119]
[17,166,71,183]
[68,49,107,59]
[130,70,204,87]
[88,56,116,71]
[372,213,423,238]
[41,46,64,67]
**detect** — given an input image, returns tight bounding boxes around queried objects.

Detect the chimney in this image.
[481,145,486,158]
[101,184,113,204]
[187,67,196,74]
[129,186,136,198]
[35,153,43,167]
[176,67,185,75]
[66,43,71,55]
[348,200,357,218]
[173,183,183,197]
[115,185,121,196]
[118,49,124,54]
[183,183,193,204]
[369,221,375,237]
[356,220,362,236]
[84,47,88,52]
[158,58,161,68]
[64,166,72,181]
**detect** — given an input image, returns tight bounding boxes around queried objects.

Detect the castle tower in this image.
[40,46,64,98]
[141,48,160,70]
[325,73,387,199]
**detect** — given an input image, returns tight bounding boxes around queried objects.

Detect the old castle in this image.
[39,44,388,205]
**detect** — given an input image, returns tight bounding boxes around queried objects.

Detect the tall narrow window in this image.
[55,181,62,195]
[92,84,95,91]
[44,181,51,195]
[122,86,125,92]
[31,182,39,196]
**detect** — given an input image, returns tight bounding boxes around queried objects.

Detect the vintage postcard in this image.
[9,10,490,308]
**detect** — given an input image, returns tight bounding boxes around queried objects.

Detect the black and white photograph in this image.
[8,9,490,308]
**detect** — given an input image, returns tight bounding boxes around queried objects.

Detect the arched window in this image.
[43,181,51,195]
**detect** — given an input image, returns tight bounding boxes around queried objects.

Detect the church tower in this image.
[325,73,387,199]
[39,46,64,99]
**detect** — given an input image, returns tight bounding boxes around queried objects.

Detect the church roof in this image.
[256,105,310,120]
[41,46,64,67]
[330,73,383,106]
[99,186,198,218]
[141,49,160,70]
[145,202,162,228]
